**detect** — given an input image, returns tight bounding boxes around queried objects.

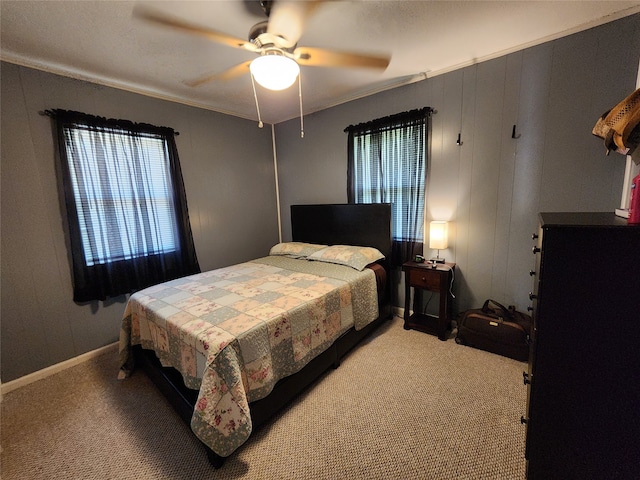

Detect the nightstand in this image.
[402,261,456,341]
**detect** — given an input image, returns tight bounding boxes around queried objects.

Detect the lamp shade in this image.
[429,221,449,250]
[250,54,300,91]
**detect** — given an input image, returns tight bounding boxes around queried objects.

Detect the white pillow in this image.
[308,245,385,271]
[269,242,327,259]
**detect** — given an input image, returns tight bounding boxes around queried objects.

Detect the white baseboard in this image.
[1,342,118,397]
[615,208,630,218]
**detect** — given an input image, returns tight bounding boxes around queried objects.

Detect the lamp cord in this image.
[449,267,456,299]
[436,264,457,299]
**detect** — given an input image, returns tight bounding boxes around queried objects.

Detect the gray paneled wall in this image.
[0,64,278,382]
[275,14,640,314]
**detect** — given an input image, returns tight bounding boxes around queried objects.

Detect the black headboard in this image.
[290,204,392,261]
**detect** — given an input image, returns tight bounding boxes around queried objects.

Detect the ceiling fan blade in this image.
[184,60,252,87]
[267,0,322,49]
[133,5,257,52]
[295,46,390,71]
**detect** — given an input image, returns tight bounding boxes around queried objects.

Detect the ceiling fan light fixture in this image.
[250,52,300,91]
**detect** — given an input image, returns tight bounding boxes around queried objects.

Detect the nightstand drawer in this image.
[409,269,441,290]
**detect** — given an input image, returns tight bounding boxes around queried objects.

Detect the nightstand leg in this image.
[438,289,448,341]
[413,289,423,317]
[403,277,411,329]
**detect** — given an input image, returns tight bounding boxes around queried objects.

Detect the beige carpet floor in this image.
[1,316,527,479]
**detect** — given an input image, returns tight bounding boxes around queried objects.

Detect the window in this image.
[51,110,200,302]
[346,107,431,266]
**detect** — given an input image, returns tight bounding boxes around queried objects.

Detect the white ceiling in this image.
[2,1,639,125]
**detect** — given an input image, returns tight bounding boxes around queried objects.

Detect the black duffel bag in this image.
[455,299,531,361]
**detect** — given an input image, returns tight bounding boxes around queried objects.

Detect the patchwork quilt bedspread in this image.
[118,255,379,457]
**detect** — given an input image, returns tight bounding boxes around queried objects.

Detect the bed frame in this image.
[134,203,393,468]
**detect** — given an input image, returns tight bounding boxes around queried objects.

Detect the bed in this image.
[118,203,393,467]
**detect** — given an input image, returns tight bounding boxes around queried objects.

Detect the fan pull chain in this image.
[250,74,264,128]
[298,74,304,138]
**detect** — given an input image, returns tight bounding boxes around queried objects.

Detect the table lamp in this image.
[429,221,448,264]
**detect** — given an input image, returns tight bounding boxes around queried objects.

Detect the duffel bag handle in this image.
[481,299,513,320]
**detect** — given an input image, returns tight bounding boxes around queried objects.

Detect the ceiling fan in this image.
[133,0,391,91]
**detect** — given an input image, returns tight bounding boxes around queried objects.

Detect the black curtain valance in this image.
[344,107,433,135]
[44,109,179,136]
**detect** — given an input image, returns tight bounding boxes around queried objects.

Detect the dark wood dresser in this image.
[524,212,640,479]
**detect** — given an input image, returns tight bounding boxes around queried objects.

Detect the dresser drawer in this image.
[409,269,441,290]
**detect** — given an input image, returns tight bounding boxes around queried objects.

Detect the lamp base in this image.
[429,257,445,264]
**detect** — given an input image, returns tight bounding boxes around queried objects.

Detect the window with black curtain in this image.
[50,109,200,302]
[346,107,431,267]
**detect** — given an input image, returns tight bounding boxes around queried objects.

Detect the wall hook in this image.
[456,133,463,146]
[512,125,521,139]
